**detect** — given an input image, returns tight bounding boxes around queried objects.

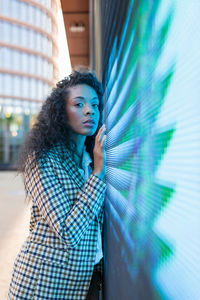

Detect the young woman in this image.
[8,69,107,300]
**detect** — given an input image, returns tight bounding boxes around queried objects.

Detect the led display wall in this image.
[98,0,200,299]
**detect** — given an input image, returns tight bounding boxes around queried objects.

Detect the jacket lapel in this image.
[53,143,86,189]
[62,153,86,189]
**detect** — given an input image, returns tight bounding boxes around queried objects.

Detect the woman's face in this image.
[65,84,100,136]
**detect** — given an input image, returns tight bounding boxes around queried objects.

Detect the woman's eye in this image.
[93,104,99,107]
[75,103,83,107]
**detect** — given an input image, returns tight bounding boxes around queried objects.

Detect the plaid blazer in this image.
[8,143,106,300]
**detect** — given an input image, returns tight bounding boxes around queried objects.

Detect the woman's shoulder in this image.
[25,143,73,175]
[40,142,71,163]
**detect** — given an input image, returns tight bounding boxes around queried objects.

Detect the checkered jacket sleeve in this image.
[25,155,106,249]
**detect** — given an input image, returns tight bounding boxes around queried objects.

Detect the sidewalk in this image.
[0,171,30,300]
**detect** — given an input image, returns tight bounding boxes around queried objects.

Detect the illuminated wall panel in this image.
[98,0,200,299]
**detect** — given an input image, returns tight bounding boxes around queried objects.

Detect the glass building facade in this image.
[0,0,59,168]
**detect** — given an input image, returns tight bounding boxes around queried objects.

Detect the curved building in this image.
[0,0,59,168]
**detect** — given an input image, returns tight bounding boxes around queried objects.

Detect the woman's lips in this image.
[83,122,95,127]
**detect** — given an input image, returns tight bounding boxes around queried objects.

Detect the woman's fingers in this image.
[99,129,106,144]
[93,124,106,178]
[96,124,105,136]
[96,124,106,143]
[100,134,106,147]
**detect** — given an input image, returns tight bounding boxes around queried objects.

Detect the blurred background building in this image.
[0,0,59,169]
[0,0,96,169]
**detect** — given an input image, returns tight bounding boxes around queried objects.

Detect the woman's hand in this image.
[92,124,106,180]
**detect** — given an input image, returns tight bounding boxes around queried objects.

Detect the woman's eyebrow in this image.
[73,96,99,101]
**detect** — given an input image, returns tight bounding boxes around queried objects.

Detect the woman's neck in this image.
[69,132,86,167]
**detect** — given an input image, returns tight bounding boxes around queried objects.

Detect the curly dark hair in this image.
[19,68,104,175]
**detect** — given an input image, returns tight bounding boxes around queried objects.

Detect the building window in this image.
[13,50,21,71]
[11,0,19,19]
[12,25,20,45]
[0,74,3,94]
[0,47,5,69]
[49,63,53,80]
[30,78,37,100]
[44,60,48,78]
[2,0,10,16]
[0,47,2,69]
[4,74,13,95]
[48,39,53,56]
[0,2,4,13]
[22,77,30,99]
[44,83,50,98]
[28,4,35,25]
[0,22,3,40]
[36,56,43,76]
[29,30,35,49]
[35,32,41,51]
[41,12,47,30]
[30,55,36,74]
[20,2,28,23]
[35,7,42,28]
[3,48,12,69]
[3,22,12,43]
[38,80,43,100]
[21,27,29,47]
[41,36,47,53]
[21,52,29,73]
[47,16,52,32]
[13,76,21,97]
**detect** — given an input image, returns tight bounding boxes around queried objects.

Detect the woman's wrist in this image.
[92,171,104,180]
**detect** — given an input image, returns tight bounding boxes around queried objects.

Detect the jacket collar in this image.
[52,142,92,189]
[77,144,92,171]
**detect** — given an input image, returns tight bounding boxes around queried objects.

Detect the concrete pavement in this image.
[0,171,30,299]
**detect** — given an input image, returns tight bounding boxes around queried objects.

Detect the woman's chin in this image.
[85,130,96,136]
[70,126,96,136]
[82,127,97,136]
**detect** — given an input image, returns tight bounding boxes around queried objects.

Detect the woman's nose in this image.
[85,104,94,114]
